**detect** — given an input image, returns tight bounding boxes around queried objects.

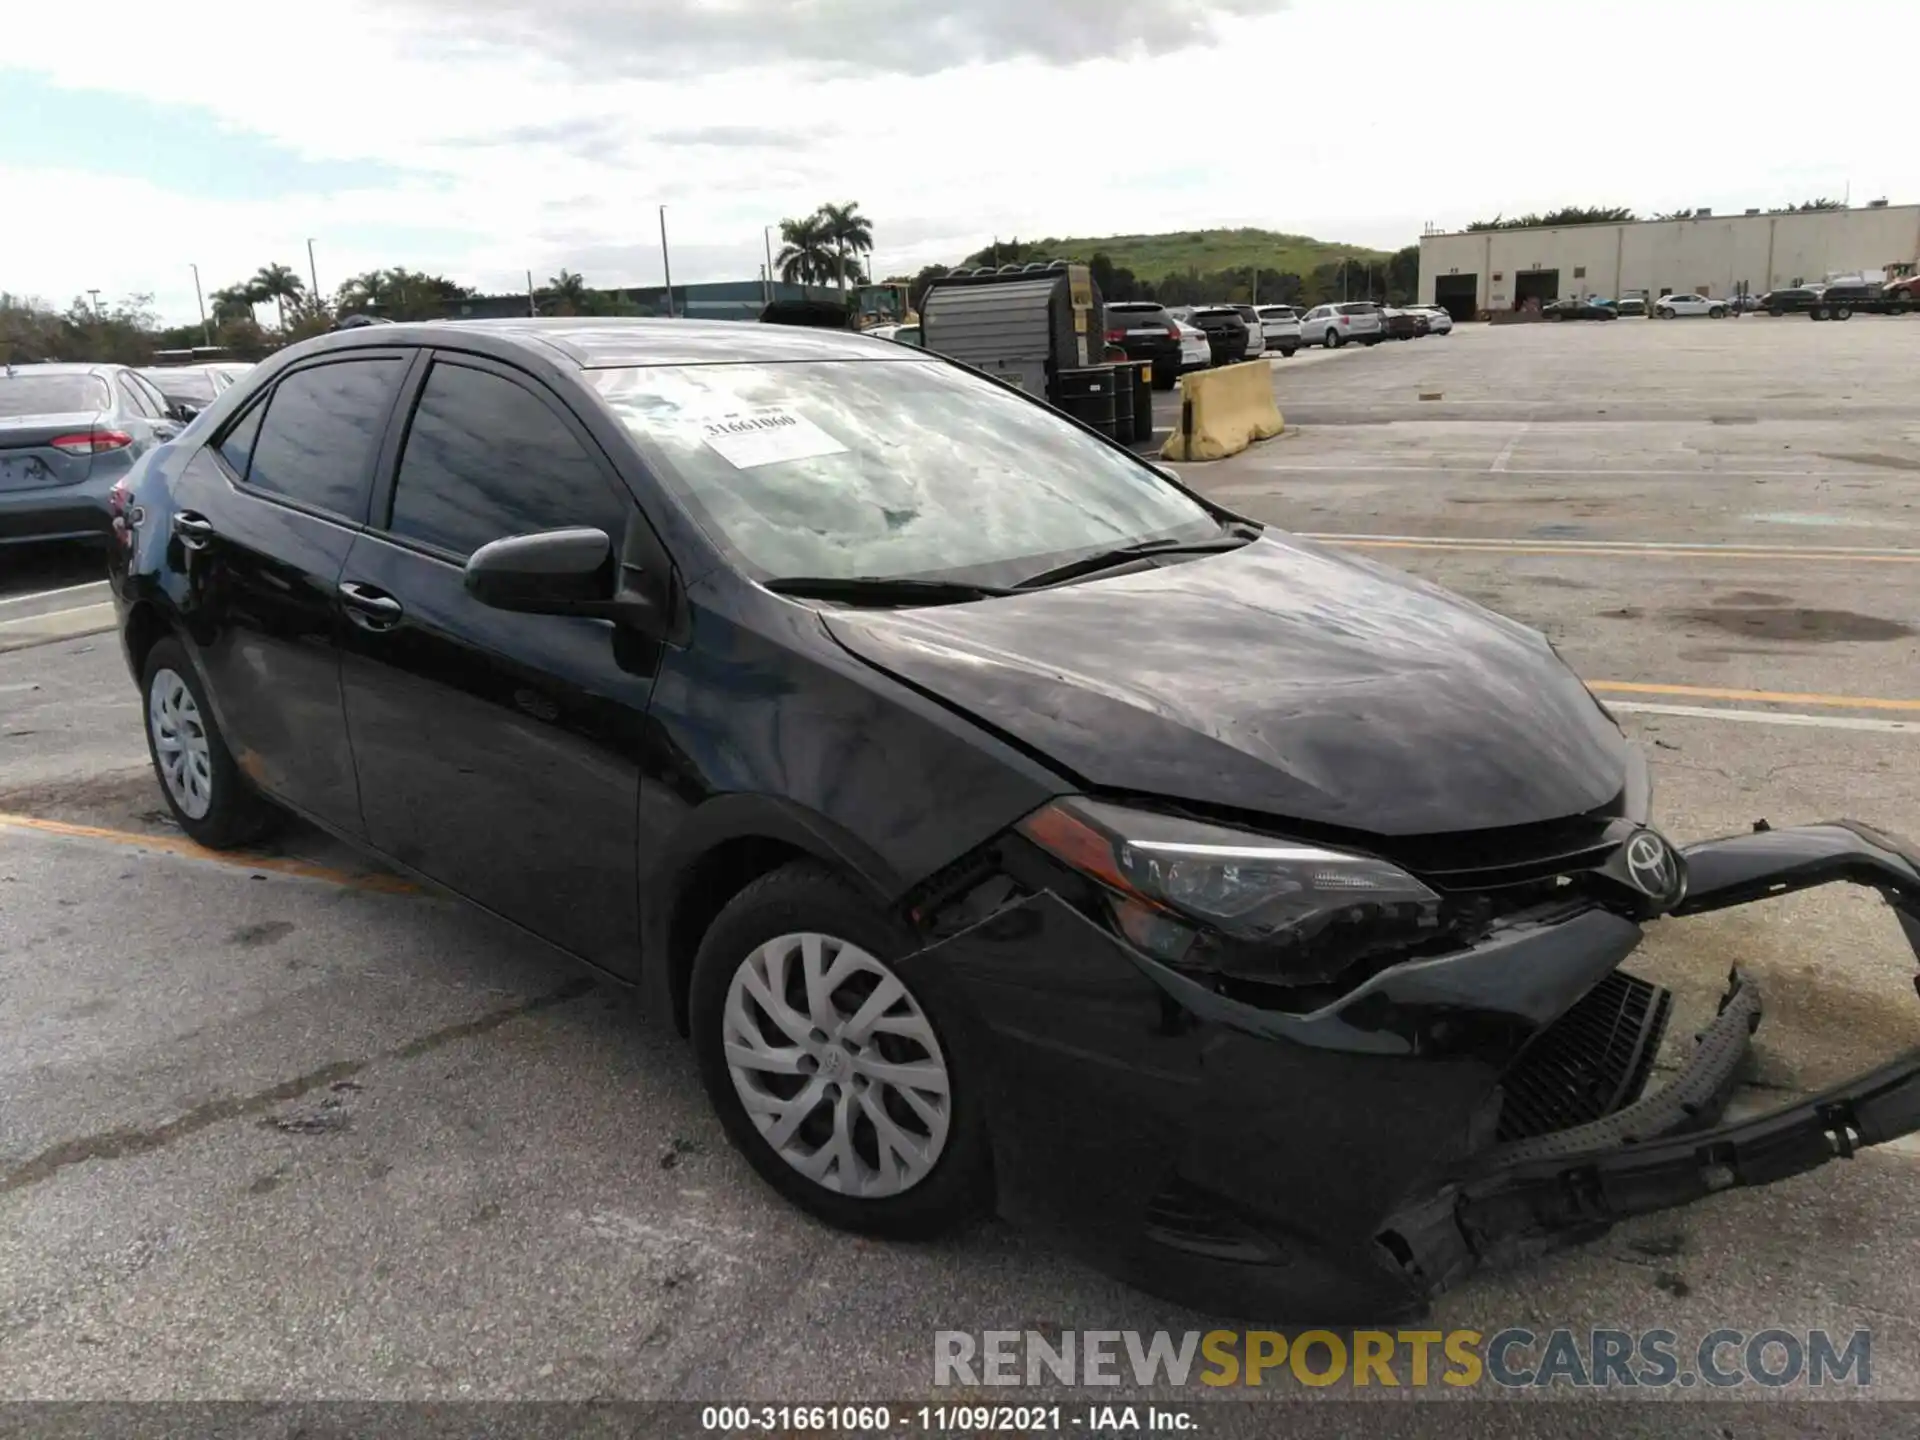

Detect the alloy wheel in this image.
[722,932,951,1198]
[148,667,213,820]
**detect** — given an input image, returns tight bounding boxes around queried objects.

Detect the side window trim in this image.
[130,372,171,417]
[209,349,420,528]
[370,350,639,567]
[117,374,159,419]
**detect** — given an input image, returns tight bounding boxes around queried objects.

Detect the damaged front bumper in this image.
[899,821,1920,1320]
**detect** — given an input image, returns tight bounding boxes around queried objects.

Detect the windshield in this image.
[0,373,110,417]
[589,359,1218,584]
[144,369,217,404]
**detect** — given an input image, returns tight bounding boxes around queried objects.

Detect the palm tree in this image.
[544,269,590,314]
[209,284,258,325]
[817,201,873,295]
[250,263,306,331]
[775,214,836,286]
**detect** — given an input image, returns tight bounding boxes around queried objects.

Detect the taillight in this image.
[108,478,130,518]
[1339,316,1350,326]
[49,430,133,455]
[1104,328,1125,343]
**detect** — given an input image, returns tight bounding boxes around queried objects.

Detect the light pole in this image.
[190,264,210,344]
[87,289,102,317]
[306,239,320,306]
[659,206,675,318]
[764,225,776,301]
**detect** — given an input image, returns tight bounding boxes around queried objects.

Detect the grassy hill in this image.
[972,228,1395,280]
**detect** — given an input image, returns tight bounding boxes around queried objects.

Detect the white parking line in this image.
[0,601,118,654]
[1612,701,1919,734]
[0,579,109,610]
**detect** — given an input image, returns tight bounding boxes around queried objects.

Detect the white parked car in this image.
[1173,317,1212,373]
[1416,306,1453,335]
[1654,293,1727,319]
[1230,305,1267,357]
[1253,305,1303,356]
[1298,302,1384,348]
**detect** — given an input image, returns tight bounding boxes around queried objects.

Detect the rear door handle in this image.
[172,511,215,548]
[338,581,404,631]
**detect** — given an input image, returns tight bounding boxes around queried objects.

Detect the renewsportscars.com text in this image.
[934,1327,1871,1390]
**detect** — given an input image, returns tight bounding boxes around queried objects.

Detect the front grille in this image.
[1495,970,1671,1142]
[1143,1178,1287,1264]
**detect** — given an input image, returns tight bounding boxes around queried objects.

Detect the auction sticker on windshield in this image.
[699,410,848,469]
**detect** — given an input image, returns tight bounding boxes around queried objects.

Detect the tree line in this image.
[894,243,1423,315]
[1468,199,1847,230]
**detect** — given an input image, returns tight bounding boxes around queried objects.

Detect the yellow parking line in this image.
[1329,539,1920,564]
[1590,681,1920,713]
[0,811,416,892]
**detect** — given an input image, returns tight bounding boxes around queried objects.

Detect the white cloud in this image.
[5,0,1915,324]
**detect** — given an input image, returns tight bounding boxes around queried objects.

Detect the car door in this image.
[336,351,665,971]
[168,351,414,834]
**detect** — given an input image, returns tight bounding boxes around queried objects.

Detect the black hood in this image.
[822,535,1632,837]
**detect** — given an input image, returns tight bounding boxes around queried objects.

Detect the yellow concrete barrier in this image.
[1159,360,1283,462]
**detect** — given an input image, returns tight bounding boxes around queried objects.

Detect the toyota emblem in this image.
[1625,831,1679,899]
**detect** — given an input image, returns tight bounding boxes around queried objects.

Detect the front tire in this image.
[141,635,281,849]
[1325,329,1343,348]
[1709,307,1726,318]
[689,862,992,1240]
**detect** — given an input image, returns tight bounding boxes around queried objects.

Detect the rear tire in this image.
[1833,304,1853,321]
[141,635,282,849]
[689,862,992,1240]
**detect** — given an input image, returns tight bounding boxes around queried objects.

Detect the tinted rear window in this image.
[1336,303,1378,315]
[1257,307,1296,319]
[244,359,401,519]
[0,374,110,417]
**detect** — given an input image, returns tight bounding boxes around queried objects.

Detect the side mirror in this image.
[465,527,618,616]
[171,402,200,423]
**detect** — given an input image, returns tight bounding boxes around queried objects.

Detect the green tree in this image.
[907,263,950,315]
[249,263,306,331]
[1467,206,1635,231]
[209,284,259,325]
[817,201,874,293]
[776,214,837,285]
[1385,244,1420,304]
[539,268,591,315]
[335,267,474,321]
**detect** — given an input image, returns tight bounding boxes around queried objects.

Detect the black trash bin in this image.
[1053,366,1118,437]
[1110,362,1135,441]
[1126,361,1154,443]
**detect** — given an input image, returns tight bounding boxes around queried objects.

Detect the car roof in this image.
[1,361,118,376]
[305,317,915,369]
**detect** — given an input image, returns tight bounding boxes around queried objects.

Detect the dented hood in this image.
[822,534,1632,836]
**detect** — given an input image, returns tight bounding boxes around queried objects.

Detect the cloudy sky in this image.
[4,0,1910,324]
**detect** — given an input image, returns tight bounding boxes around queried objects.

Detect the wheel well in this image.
[122,601,169,682]
[666,835,810,1036]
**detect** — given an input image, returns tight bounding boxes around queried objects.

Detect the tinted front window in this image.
[589,360,1216,584]
[388,362,626,558]
[245,359,400,519]
[0,374,110,416]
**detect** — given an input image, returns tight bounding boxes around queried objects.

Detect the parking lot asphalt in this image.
[5,318,1920,1423]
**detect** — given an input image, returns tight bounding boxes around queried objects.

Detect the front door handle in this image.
[338,581,404,631]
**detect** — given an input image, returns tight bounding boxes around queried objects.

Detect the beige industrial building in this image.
[1418,203,1920,318]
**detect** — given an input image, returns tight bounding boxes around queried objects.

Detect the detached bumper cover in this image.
[903,821,1920,1319]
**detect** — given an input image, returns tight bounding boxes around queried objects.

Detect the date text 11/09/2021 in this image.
[701,1407,1192,1433]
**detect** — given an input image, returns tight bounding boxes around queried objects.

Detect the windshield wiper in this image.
[764,575,1015,606]
[1012,526,1260,591]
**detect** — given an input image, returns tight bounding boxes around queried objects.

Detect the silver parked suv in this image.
[1298,302,1384,348]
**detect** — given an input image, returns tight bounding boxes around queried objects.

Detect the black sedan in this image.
[106,318,1920,1320]
[1181,306,1252,366]
[1544,298,1618,321]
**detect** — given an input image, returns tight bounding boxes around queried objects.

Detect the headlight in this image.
[1017,797,1444,988]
